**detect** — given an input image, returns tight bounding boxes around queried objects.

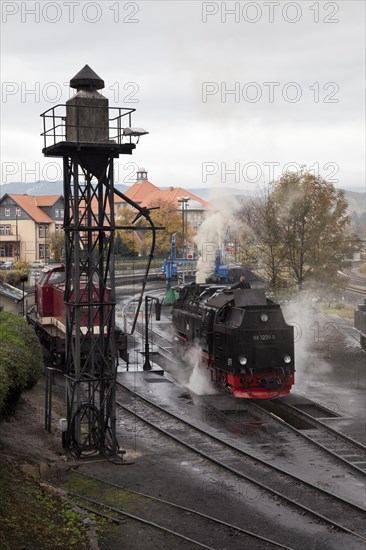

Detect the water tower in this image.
[41,65,148,456]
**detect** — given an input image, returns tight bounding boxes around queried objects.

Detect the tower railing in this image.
[40,104,136,149]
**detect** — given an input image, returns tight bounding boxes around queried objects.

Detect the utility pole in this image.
[15,211,20,261]
[178,197,189,284]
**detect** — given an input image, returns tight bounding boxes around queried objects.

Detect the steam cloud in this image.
[194,191,243,283]
[282,292,333,394]
[185,343,217,395]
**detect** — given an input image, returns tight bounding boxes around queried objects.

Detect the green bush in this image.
[0,312,43,415]
[0,366,10,413]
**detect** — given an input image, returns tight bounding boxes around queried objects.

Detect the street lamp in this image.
[15,210,20,261]
[143,295,161,371]
[20,274,28,316]
[178,197,190,283]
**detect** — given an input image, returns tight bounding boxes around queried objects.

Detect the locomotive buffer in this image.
[40,65,148,456]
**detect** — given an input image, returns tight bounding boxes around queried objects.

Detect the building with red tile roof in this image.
[0,193,64,262]
[115,168,211,234]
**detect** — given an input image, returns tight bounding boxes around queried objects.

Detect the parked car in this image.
[0,260,15,270]
[30,260,45,269]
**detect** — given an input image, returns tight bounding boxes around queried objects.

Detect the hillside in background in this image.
[0,180,129,197]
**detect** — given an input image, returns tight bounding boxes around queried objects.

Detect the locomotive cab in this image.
[36,265,65,321]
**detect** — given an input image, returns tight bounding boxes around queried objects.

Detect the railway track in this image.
[119,290,175,364]
[346,285,366,297]
[66,471,295,550]
[251,399,366,476]
[339,269,365,297]
[317,308,361,347]
[115,381,366,546]
[122,292,366,476]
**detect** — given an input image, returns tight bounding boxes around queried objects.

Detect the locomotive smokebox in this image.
[66,64,109,143]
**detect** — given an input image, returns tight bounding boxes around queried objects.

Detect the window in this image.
[49,271,65,285]
[0,226,4,236]
[39,225,49,238]
[5,208,10,217]
[45,244,50,259]
[60,209,64,217]
[16,208,21,217]
[39,244,44,259]
[5,225,11,236]
[1,244,13,257]
[55,209,59,218]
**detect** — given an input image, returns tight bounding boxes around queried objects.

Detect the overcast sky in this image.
[1,0,365,191]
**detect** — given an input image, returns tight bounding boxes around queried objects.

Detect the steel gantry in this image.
[41,65,148,456]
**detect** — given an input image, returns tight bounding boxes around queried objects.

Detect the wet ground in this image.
[106,283,366,548]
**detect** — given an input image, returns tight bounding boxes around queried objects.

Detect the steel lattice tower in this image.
[41,65,145,455]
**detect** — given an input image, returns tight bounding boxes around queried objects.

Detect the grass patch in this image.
[321,304,354,319]
[61,471,141,514]
[0,459,89,550]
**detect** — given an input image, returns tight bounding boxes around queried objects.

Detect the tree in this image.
[271,171,358,287]
[239,170,359,289]
[115,208,142,257]
[140,200,193,257]
[0,261,30,287]
[239,189,289,287]
[50,231,64,262]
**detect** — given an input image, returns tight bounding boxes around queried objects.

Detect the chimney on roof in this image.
[137,167,147,181]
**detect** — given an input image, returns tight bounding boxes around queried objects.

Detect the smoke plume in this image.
[194,191,241,283]
[282,292,333,394]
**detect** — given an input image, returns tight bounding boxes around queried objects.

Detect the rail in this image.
[115,381,366,542]
[40,103,136,149]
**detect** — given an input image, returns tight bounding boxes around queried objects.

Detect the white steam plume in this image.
[185,343,217,395]
[194,191,241,283]
[282,292,332,394]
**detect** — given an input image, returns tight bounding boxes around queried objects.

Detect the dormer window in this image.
[136,167,147,181]
[55,209,59,217]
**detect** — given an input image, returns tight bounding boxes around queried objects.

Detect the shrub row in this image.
[0,312,43,415]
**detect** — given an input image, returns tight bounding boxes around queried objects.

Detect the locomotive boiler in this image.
[172,283,295,398]
[27,264,127,369]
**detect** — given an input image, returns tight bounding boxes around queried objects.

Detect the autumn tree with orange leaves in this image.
[139,199,194,257]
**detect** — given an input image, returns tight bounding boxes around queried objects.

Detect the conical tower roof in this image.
[70,65,104,90]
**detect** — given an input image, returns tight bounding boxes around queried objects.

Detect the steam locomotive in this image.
[354,299,366,351]
[26,264,128,369]
[172,283,295,399]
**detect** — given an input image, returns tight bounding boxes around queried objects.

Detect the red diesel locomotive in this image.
[27,265,127,368]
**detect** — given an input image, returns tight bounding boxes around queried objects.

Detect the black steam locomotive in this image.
[172,283,295,398]
[354,299,366,351]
